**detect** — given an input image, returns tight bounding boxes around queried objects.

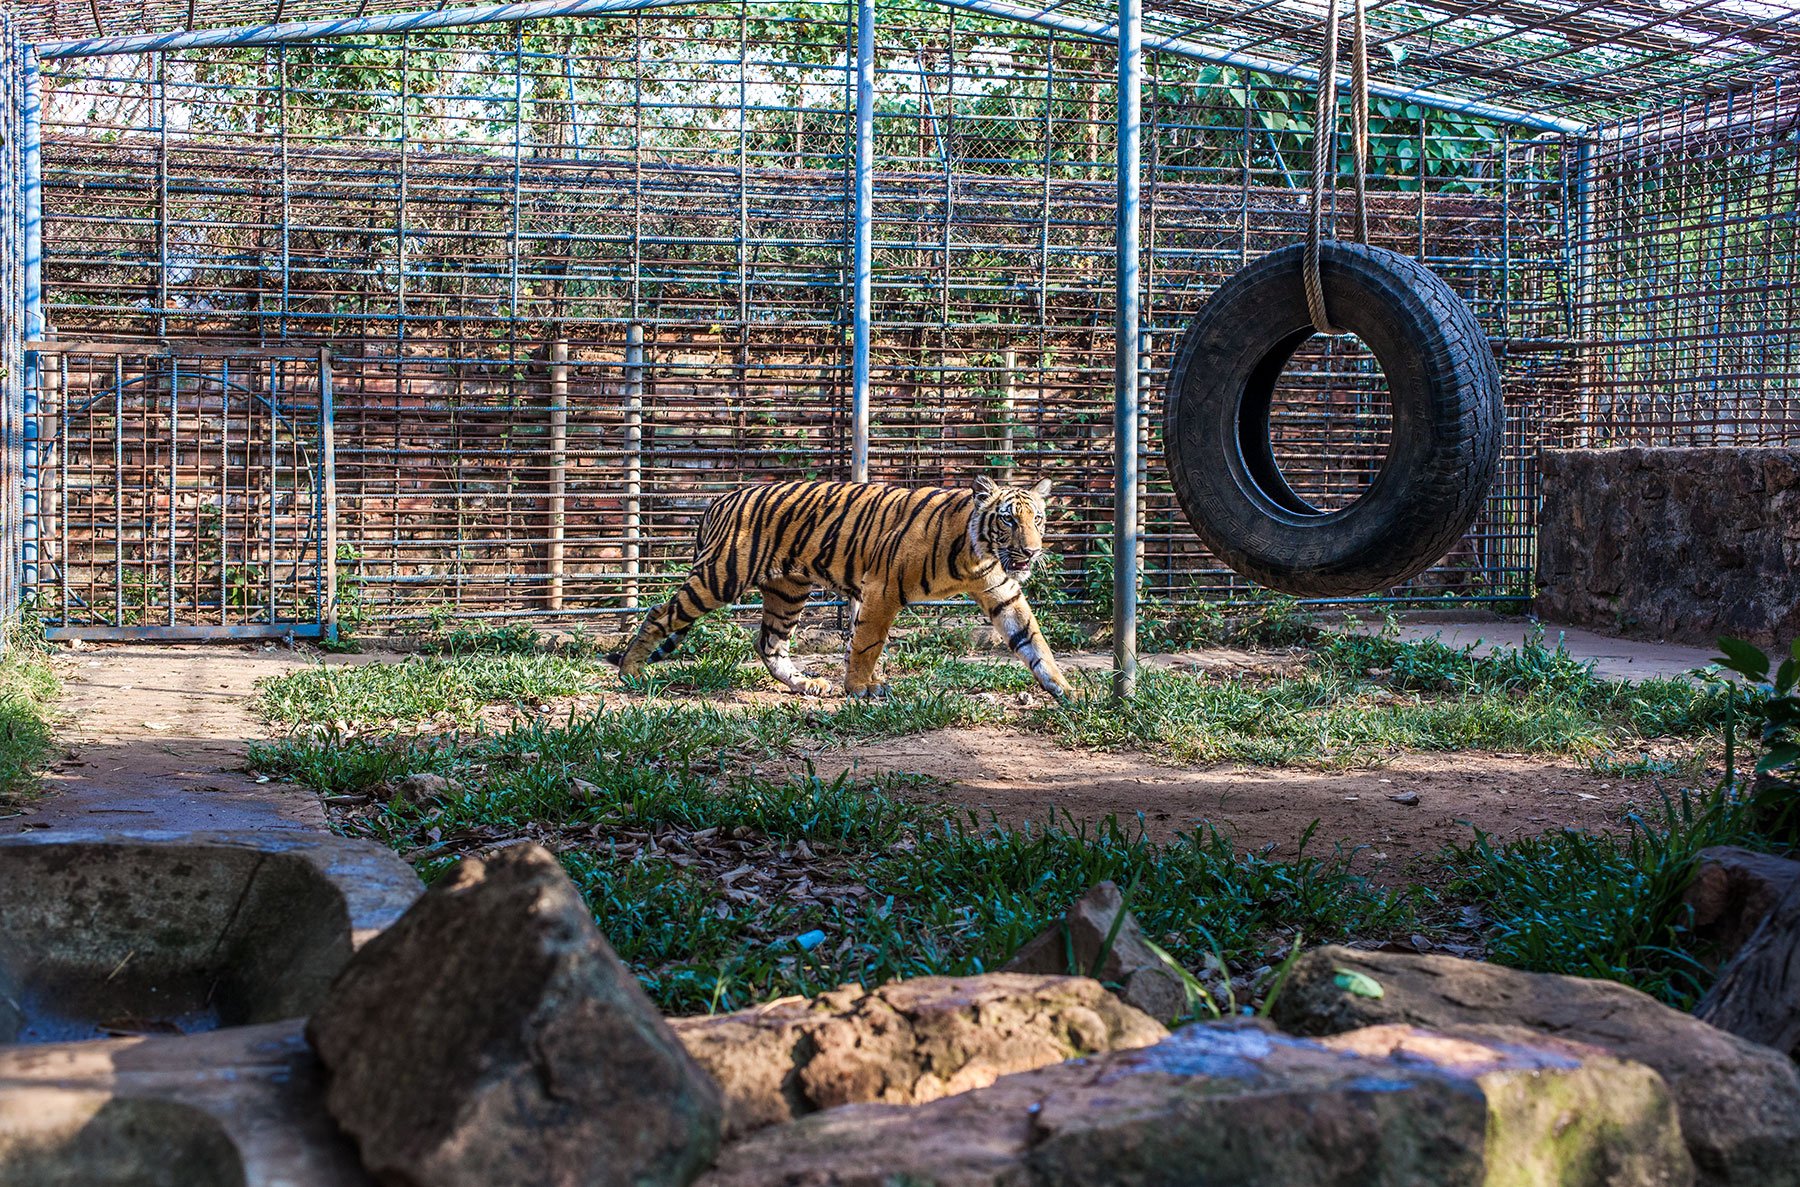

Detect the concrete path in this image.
[1065,613,1721,684]
[1,643,341,836]
[1347,613,1721,683]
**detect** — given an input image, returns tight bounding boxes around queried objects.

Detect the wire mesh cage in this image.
[2,0,1796,639]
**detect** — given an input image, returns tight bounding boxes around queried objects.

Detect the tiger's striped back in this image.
[692,480,981,604]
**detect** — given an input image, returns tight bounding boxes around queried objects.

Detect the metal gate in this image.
[31,345,336,641]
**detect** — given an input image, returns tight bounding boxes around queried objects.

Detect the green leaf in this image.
[1776,656,1797,696]
[1334,967,1385,998]
[1715,637,1771,682]
[1755,742,1800,774]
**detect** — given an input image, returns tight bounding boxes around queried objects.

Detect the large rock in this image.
[1002,881,1187,1022]
[671,973,1165,1138]
[1684,845,1800,962]
[306,844,722,1187]
[1271,945,1800,1187]
[698,1019,1693,1186]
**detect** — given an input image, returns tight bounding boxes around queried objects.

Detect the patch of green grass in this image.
[1586,751,1691,780]
[1031,637,1723,768]
[255,706,1410,1015]
[1439,787,1784,1009]
[258,653,605,727]
[0,625,58,807]
[263,622,1729,770]
[255,620,1767,1017]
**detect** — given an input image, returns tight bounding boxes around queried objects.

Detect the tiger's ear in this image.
[972,476,1000,503]
[1030,478,1053,502]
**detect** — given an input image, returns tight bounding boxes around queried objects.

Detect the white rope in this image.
[1304,0,1371,335]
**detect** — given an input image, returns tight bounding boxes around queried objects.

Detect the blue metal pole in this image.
[1572,136,1594,447]
[20,46,41,604]
[850,0,874,483]
[1111,0,1140,700]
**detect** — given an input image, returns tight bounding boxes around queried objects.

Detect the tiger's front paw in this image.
[790,676,834,698]
[846,683,890,700]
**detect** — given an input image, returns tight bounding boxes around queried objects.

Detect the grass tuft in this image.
[0,623,59,808]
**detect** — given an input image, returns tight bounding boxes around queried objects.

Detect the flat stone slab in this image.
[0,1019,370,1187]
[672,973,1165,1138]
[0,829,422,1045]
[1272,945,1800,1187]
[699,1019,1693,1186]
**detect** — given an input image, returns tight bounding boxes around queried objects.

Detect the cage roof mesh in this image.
[8,0,1800,127]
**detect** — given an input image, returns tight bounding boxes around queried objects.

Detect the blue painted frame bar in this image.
[850,0,874,483]
[45,624,329,641]
[20,46,40,603]
[1112,0,1140,699]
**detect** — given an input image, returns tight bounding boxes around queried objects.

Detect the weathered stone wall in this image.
[1536,447,1800,648]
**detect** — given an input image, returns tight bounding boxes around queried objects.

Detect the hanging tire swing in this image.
[1163,0,1502,597]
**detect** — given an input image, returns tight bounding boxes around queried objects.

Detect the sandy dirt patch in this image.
[798,725,1669,872]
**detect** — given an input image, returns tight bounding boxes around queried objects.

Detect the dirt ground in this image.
[4,641,1692,870]
[797,726,1655,870]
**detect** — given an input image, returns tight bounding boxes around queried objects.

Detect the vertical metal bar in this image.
[267,362,277,623]
[625,324,644,608]
[113,355,122,625]
[850,0,874,483]
[738,2,749,326]
[631,12,643,321]
[278,46,290,338]
[156,53,169,338]
[290,362,301,621]
[167,356,178,626]
[320,348,337,640]
[54,353,65,626]
[510,25,524,328]
[1572,137,1595,445]
[219,357,230,623]
[397,35,410,348]
[999,346,1015,482]
[21,47,41,604]
[1112,0,1142,700]
[547,338,568,612]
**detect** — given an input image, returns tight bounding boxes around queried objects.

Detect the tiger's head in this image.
[970,476,1054,581]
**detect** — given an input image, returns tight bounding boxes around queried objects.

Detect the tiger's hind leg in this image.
[756,578,830,697]
[615,569,739,680]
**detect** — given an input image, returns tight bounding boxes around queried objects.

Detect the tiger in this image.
[610,477,1072,700]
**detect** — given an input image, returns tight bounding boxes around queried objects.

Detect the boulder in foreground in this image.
[1271,944,1800,1187]
[699,1019,1692,1187]
[306,843,722,1187]
[672,973,1165,1138]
